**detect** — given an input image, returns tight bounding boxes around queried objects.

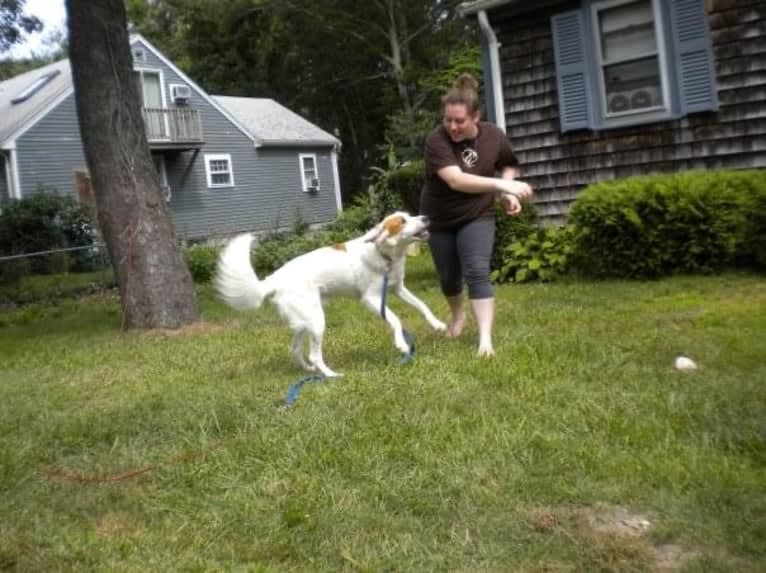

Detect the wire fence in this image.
[0,243,116,307]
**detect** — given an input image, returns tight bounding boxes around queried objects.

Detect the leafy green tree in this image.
[0,0,43,52]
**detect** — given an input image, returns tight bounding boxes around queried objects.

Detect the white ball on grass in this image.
[674,356,697,371]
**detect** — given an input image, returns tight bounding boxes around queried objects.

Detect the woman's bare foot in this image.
[446,312,465,338]
[476,343,495,357]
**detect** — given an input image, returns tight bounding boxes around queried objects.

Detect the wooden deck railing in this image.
[142,107,203,144]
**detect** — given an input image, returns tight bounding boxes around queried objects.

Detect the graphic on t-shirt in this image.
[461,147,478,168]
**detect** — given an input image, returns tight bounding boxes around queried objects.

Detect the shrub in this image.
[740,180,766,269]
[0,190,98,277]
[326,198,377,236]
[491,201,539,273]
[0,258,32,286]
[183,244,219,283]
[492,225,574,284]
[387,159,425,214]
[251,231,338,276]
[568,170,766,278]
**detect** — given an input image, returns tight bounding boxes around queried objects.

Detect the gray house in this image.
[460,0,766,224]
[0,34,342,239]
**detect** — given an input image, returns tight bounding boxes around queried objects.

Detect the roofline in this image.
[256,139,341,148]
[1,84,74,149]
[458,0,515,16]
[129,34,261,146]
[212,95,341,147]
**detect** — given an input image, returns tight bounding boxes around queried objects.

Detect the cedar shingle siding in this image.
[491,0,766,224]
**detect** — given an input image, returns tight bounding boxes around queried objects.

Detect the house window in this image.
[133,68,167,138]
[594,0,666,117]
[551,0,718,132]
[133,69,164,108]
[132,47,147,63]
[299,154,320,192]
[204,154,234,188]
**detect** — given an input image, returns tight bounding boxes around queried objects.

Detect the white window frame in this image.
[299,153,320,192]
[204,153,235,189]
[590,0,672,123]
[133,67,167,109]
[133,67,170,139]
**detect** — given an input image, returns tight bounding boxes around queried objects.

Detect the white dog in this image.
[215,212,447,377]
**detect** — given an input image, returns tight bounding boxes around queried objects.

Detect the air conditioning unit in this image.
[607,86,661,114]
[628,86,660,110]
[170,84,191,104]
[306,176,320,191]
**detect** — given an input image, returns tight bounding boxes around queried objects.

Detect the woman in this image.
[420,73,533,356]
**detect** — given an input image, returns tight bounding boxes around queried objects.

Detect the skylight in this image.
[11,70,61,105]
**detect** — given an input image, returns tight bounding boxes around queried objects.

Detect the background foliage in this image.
[124,0,480,200]
[568,170,766,279]
[0,191,100,282]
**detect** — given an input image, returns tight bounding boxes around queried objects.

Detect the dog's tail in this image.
[215,233,269,310]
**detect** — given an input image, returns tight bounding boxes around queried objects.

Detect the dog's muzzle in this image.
[414,217,430,241]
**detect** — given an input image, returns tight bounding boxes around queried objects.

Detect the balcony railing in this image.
[142,107,204,147]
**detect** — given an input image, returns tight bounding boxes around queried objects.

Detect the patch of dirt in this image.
[653,544,699,571]
[526,504,699,571]
[583,504,652,537]
[143,319,238,337]
[94,512,143,538]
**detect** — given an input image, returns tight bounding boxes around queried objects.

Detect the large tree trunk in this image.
[66,0,199,329]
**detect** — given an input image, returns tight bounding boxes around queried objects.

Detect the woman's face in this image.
[443,103,479,142]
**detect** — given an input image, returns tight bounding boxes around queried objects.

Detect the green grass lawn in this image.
[1,254,764,572]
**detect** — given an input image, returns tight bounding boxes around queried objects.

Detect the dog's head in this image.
[362,212,430,250]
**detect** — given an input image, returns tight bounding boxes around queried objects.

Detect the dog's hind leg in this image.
[285,293,341,378]
[307,325,341,378]
[290,329,314,371]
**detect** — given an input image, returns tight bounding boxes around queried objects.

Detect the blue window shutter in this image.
[551,10,592,133]
[668,0,719,113]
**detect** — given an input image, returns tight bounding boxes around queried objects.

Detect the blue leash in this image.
[284,273,415,407]
[284,373,326,408]
[380,273,416,364]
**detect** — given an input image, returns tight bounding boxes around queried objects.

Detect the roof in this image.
[0,58,72,146]
[0,34,340,150]
[212,96,340,148]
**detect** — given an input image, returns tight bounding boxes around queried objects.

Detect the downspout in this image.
[2,150,11,200]
[5,143,22,199]
[331,145,343,213]
[477,10,506,133]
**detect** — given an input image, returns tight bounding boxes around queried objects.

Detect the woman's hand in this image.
[500,192,522,216]
[495,178,534,200]
[495,178,533,216]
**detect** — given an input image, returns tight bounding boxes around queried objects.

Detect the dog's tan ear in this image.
[383,216,405,238]
[362,223,384,243]
[364,215,406,244]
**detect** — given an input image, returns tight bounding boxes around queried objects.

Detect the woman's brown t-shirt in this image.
[420,121,518,232]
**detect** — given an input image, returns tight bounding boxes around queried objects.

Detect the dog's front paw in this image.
[430,319,447,333]
[395,338,411,354]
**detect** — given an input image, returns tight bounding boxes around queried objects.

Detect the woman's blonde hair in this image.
[441,73,480,115]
